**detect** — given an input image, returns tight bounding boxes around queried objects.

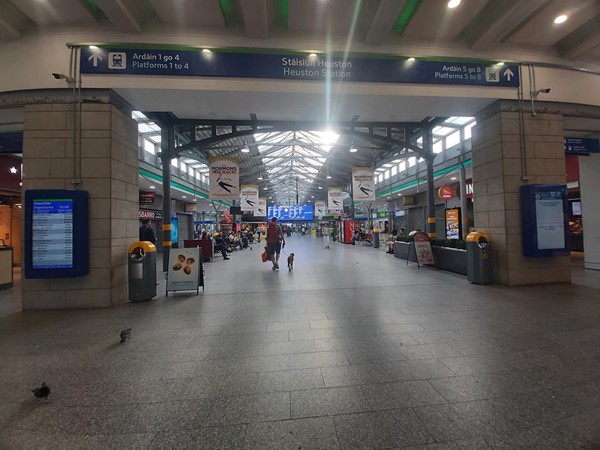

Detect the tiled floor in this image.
[1,235,600,449]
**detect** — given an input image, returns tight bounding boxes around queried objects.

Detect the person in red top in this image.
[266,217,285,271]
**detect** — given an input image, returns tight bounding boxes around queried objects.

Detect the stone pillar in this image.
[471,102,570,286]
[22,101,139,308]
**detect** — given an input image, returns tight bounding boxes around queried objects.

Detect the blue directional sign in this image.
[564,137,600,155]
[268,205,314,221]
[80,47,519,87]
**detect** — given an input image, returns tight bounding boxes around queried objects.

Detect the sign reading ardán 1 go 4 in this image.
[80,47,520,87]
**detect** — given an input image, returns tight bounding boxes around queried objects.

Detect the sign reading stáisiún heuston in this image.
[328,187,343,213]
[315,201,326,218]
[209,157,239,200]
[240,185,259,212]
[352,167,375,202]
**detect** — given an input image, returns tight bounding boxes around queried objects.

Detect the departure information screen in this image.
[32,199,74,269]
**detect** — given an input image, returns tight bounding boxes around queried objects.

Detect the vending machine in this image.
[342,220,355,244]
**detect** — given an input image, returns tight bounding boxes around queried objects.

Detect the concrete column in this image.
[22,102,139,308]
[580,154,600,271]
[471,104,570,286]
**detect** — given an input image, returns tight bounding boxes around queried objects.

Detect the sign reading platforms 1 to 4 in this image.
[80,47,520,87]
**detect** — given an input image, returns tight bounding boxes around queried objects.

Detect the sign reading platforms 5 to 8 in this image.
[80,47,520,87]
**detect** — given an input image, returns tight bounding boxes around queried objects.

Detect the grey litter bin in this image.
[128,241,157,301]
[466,232,492,284]
[373,230,380,248]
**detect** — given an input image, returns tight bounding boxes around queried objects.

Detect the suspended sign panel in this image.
[257,198,267,217]
[328,188,343,213]
[80,47,520,87]
[209,157,239,200]
[315,201,326,218]
[352,168,375,202]
[240,185,259,212]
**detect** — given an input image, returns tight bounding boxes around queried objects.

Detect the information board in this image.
[24,190,89,278]
[520,184,569,257]
[445,208,461,240]
[268,205,314,221]
[80,47,520,87]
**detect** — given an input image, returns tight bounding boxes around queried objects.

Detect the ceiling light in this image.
[241,145,250,153]
[311,195,315,198]
[497,62,504,66]
[318,185,323,190]
[326,174,332,179]
[554,15,567,24]
[257,173,263,180]
[397,193,402,196]
[264,187,268,190]
[89,45,98,50]
[349,147,358,153]
[447,0,461,8]
[202,48,212,53]
[407,58,415,62]
[308,53,317,58]
[451,177,457,180]
[149,185,156,189]
[182,195,186,198]
[9,167,17,174]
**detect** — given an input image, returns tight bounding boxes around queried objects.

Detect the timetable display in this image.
[25,190,89,279]
[32,199,74,269]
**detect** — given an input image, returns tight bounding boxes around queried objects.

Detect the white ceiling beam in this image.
[240,0,269,39]
[468,0,548,50]
[365,0,407,45]
[556,15,600,60]
[95,0,142,33]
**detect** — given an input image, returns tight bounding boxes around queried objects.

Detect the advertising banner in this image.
[257,198,267,217]
[328,187,343,213]
[315,201,326,218]
[240,185,259,212]
[166,247,201,293]
[352,168,375,202]
[209,157,239,200]
[445,208,461,240]
[414,232,435,265]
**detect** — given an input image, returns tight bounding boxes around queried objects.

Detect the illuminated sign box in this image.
[24,190,89,279]
[268,205,314,221]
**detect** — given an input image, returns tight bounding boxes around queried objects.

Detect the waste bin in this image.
[373,230,380,248]
[466,232,492,284]
[128,241,157,301]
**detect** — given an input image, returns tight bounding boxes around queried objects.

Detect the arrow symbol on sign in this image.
[88,54,103,67]
[503,68,514,81]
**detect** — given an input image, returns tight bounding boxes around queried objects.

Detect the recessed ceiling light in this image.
[202,48,212,53]
[447,0,461,8]
[318,185,323,189]
[349,147,358,153]
[407,57,415,62]
[554,14,567,24]
[89,45,98,50]
[149,185,156,189]
[182,195,186,198]
[308,53,317,58]
[326,174,332,179]
[264,187,268,190]
[497,62,504,66]
[397,193,402,196]
[451,177,457,180]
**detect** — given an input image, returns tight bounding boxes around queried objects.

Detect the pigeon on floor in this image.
[32,383,50,400]
[120,328,132,343]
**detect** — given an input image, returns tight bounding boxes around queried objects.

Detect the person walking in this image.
[139,219,157,245]
[266,217,285,270]
[322,224,330,249]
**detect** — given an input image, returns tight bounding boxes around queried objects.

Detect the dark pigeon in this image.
[120,328,132,343]
[32,383,50,400]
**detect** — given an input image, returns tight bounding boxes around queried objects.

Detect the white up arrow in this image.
[503,68,514,81]
[88,54,103,67]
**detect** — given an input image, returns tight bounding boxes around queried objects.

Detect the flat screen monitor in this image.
[268,205,314,221]
[571,201,582,216]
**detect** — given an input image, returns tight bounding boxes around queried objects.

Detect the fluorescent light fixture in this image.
[149,185,156,189]
[447,0,461,8]
[554,14,567,24]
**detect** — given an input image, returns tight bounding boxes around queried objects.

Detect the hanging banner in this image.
[240,185,259,212]
[166,247,201,294]
[352,168,375,202]
[209,157,239,200]
[328,187,343,213]
[256,198,267,217]
[315,201,326,218]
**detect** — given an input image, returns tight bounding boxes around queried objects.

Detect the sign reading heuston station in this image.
[80,46,520,87]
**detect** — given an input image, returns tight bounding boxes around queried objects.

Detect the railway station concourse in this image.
[1,1,600,449]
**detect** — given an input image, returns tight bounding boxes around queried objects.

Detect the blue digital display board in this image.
[80,47,520,87]
[24,190,89,279]
[268,205,314,221]
[32,199,74,269]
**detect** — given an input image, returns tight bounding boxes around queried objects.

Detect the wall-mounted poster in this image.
[209,157,239,200]
[328,187,343,213]
[445,208,461,240]
[240,185,259,212]
[352,168,375,202]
